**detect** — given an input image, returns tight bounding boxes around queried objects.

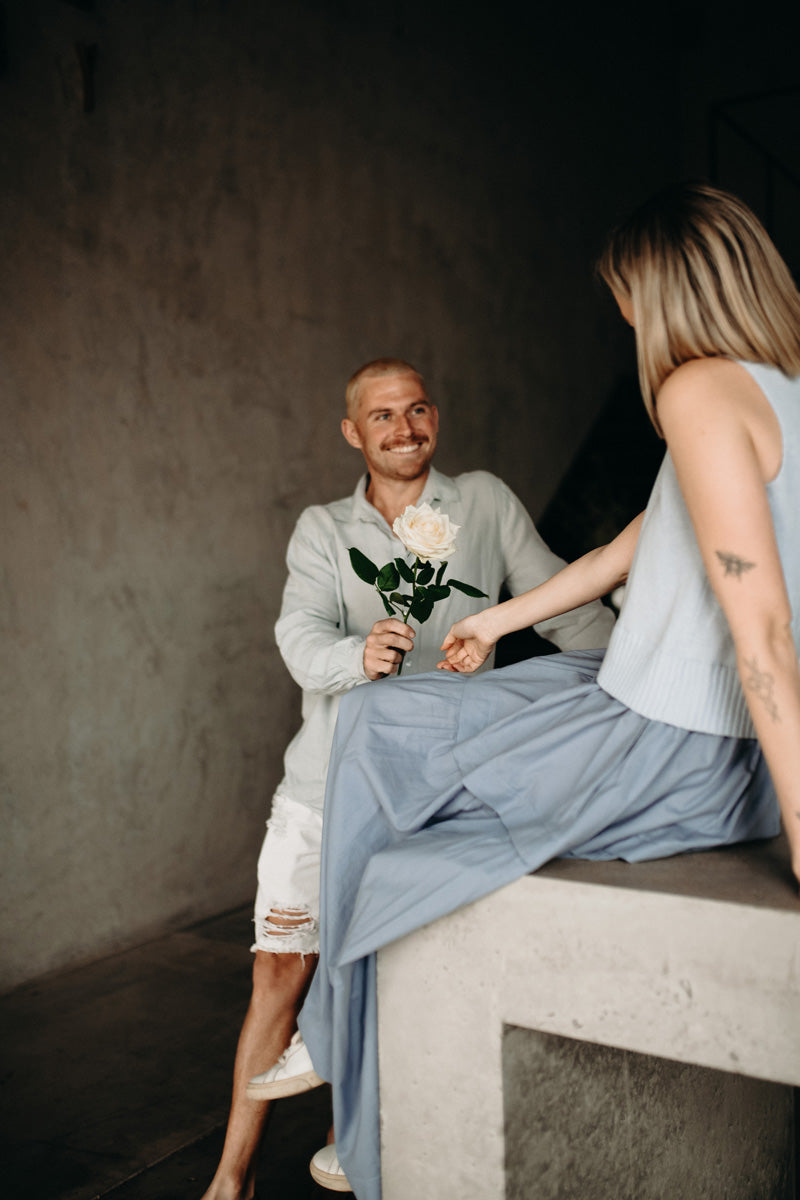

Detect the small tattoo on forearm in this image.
[716,550,756,579]
[743,657,780,722]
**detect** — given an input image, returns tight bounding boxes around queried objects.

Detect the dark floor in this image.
[0,906,333,1200]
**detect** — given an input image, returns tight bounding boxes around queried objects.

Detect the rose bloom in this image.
[392,502,460,562]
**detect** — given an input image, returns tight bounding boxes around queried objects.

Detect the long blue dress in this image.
[298,647,778,1200]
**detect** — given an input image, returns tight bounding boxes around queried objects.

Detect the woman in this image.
[292,183,800,1198]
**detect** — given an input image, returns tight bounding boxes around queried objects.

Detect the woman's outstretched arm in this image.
[438,511,642,673]
[659,357,800,889]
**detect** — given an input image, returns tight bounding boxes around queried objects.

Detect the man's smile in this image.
[383,440,426,454]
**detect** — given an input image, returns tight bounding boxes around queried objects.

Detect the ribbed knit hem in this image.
[597,629,755,737]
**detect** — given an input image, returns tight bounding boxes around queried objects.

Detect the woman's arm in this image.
[438,511,643,672]
[658,358,800,889]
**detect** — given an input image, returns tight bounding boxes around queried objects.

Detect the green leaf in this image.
[349,547,379,585]
[379,591,397,617]
[435,561,448,585]
[389,592,412,604]
[376,562,400,592]
[449,579,489,598]
[416,560,435,584]
[395,557,415,583]
[426,585,451,601]
[410,590,435,623]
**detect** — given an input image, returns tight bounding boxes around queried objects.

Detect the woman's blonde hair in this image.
[597,181,800,434]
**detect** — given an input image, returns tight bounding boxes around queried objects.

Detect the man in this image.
[201,358,614,1199]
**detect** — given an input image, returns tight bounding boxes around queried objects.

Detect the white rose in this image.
[392,502,460,562]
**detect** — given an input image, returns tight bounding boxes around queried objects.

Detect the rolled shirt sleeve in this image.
[276,510,369,695]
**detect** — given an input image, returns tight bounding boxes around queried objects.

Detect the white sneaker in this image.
[309,1143,352,1192]
[245,1031,325,1100]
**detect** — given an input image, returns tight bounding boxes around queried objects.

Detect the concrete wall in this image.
[504,1028,795,1200]
[0,0,686,990]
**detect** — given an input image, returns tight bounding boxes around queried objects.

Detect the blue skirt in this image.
[298,649,778,1200]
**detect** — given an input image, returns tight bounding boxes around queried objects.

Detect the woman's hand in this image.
[438,611,497,673]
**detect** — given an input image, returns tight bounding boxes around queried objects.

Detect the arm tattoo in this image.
[716,550,756,580]
[743,656,780,722]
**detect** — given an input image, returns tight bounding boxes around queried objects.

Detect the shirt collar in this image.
[350,464,460,525]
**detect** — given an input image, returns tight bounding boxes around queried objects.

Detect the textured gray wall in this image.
[503,1026,795,1199]
[0,0,680,990]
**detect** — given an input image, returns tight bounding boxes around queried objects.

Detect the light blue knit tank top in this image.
[597,361,800,736]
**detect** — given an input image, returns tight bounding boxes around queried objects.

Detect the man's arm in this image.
[497,479,616,651]
[275,510,366,694]
[275,509,414,693]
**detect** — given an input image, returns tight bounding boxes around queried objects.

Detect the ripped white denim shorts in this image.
[251,793,323,956]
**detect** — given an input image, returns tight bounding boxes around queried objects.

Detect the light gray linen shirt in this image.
[274,466,615,813]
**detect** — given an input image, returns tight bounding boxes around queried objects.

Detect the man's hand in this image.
[438,611,497,673]
[363,618,416,680]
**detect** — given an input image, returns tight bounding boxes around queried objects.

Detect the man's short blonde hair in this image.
[597,181,800,434]
[345,358,426,421]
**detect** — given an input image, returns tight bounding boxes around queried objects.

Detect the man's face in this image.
[342,373,438,483]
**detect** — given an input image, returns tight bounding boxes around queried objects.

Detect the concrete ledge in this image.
[377,836,800,1199]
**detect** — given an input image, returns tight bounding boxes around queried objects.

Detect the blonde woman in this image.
[271,183,800,1197]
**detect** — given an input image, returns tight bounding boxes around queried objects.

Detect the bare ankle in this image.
[200,1168,256,1200]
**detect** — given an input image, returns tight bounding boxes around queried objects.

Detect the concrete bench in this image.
[378,835,799,1199]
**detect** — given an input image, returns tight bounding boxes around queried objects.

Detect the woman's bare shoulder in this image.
[657,358,762,428]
